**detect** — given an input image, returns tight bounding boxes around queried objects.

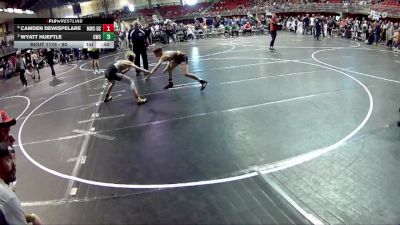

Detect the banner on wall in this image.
[369,10,387,20]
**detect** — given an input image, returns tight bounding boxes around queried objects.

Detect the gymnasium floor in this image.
[1,32,399,224]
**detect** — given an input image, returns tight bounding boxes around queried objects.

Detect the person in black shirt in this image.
[303,14,310,35]
[46,48,56,77]
[82,48,88,60]
[144,24,152,46]
[128,23,134,50]
[131,21,149,76]
[327,18,334,37]
[16,54,28,87]
[24,50,34,79]
[1,58,7,79]
[315,18,321,40]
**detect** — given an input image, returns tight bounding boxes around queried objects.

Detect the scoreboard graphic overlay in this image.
[14,18,115,49]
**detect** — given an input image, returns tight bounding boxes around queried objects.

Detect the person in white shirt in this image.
[186,25,195,40]
[310,15,315,35]
[31,51,40,80]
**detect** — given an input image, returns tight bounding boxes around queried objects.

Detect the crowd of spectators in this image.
[278,14,400,51]
[1,0,399,80]
[116,12,399,53]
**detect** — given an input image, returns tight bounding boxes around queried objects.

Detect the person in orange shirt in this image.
[269,13,279,51]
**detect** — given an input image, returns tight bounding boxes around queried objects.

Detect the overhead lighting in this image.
[68,5,73,9]
[14,9,23,14]
[185,0,197,5]
[65,15,77,18]
[7,8,14,13]
[0,9,3,12]
[128,4,134,11]
[81,1,90,6]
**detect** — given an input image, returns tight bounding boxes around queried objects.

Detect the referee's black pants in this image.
[132,44,148,74]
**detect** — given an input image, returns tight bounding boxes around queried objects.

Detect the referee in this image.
[131,21,148,76]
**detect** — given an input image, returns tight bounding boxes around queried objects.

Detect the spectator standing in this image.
[46,49,56,77]
[1,58,7,80]
[15,54,28,88]
[1,39,6,55]
[315,17,322,40]
[144,24,152,46]
[294,18,298,35]
[82,48,88,60]
[303,14,310,35]
[310,14,315,35]
[269,13,279,51]
[31,51,40,80]
[374,21,382,45]
[165,20,175,44]
[89,48,100,74]
[128,23,134,50]
[386,22,394,50]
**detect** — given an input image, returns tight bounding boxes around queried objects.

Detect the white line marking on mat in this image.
[1,64,77,98]
[97,90,353,134]
[77,114,125,124]
[17,55,372,190]
[259,173,324,225]
[17,91,335,145]
[0,96,31,120]
[21,133,86,146]
[312,48,400,84]
[69,188,77,196]
[64,76,107,198]
[67,156,87,164]
[89,90,125,97]
[72,129,115,141]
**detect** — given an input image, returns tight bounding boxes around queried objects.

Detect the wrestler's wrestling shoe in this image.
[104,95,112,102]
[137,96,148,105]
[164,82,174,90]
[200,80,208,91]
